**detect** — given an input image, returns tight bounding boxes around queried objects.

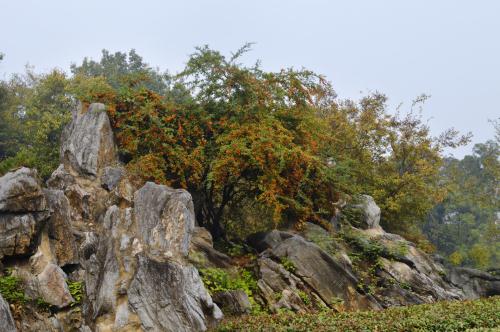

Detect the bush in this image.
[67,280,84,306]
[0,270,27,304]
[215,296,500,331]
[199,267,260,313]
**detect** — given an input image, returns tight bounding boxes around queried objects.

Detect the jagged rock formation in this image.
[0,103,221,331]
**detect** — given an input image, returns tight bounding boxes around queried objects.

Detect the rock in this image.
[46,164,75,190]
[256,256,312,313]
[0,168,49,258]
[0,167,47,212]
[448,267,500,299]
[190,227,232,268]
[0,213,45,258]
[43,189,78,266]
[60,103,117,177]
[349,195,381,230]
[100,166,125,191]
[37,263,74,308]
[128,254,222,332]
[265,234,381,310]
[247,230,295,253]
[134,182,195,258]
[0,293,17,332]
[212,290,251,315]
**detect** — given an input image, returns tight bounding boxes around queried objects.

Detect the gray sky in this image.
[1,0,499,157]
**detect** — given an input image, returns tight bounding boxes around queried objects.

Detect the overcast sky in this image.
[1,0,499,157]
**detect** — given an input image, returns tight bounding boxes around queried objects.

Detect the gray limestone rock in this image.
[0,168,49,258]
[0,167,47,213]
[100,166,125,191]
[60,103,117,177]
[448,267,500,299]
[43,189,79,266]
[37,263,74,308]
[350,194,381,230]
[212,290,252,315]
[134,182,195,258]
[0,293,17,332]
[128,254,222,332]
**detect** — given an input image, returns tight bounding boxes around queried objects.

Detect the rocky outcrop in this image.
[448,267,500,299]
[43,189,78,267]
[83,184,222,331]
[251,230,382,311]
[346,194,382,230]
[128,255,222,332]
[0,103,221,331]
[1,102,498,330]
[0,293,17,332]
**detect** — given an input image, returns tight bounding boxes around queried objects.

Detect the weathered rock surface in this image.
[0,293,17,332]
[190,226,232,268]
[212,290,252,315]
[0,167,47,213]
[253,230,382,311]
[348,194,381,230]
[134,182,195,258]
[84,183,221,331]
[128,255,222,332]
[0,103,221,331]
[60,103,117,177]
[0,168,49,259]
[43,189,79,267]
[448,267,500,299]
[37,263,74,308]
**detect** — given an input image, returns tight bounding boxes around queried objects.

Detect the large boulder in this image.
[134,182,195,258]
[0,168,49,259]
[83,183,221,331]
[37,263,74,308]
[128,255,222,332]
[60,103,117,177]
[0,167,47,212]
[347,195,381,230]
[0,293,17,332]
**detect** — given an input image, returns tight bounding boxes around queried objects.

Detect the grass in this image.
[215,296,500,332]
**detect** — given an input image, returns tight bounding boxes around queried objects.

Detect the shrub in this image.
[215,296,500,331]
[67,280,84,306]
[0,270,27,304]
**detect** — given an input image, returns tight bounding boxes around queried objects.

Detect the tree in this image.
[74,45,342,239]
[0,69,73,178]
[423,128,499,269]
[324,93,469,244]
[70,49,169,94]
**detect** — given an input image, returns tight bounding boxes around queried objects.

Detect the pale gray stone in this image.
[128,255,222,332]
[0,293,17,332]
[134,182,195,258]
[60,103,117,176]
